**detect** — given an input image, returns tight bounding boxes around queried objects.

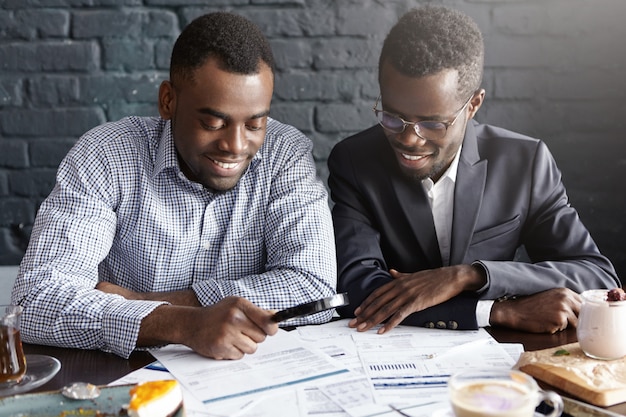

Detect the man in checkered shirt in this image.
[12,12,336,360]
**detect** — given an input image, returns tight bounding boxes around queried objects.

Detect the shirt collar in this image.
[152,120,178,179]
[152,119,264,180]
[422,143,463,188]
[445,142,462,184]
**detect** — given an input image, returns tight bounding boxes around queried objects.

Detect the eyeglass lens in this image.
[375,111,448,140]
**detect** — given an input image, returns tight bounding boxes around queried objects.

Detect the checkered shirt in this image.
[12,116,337,358]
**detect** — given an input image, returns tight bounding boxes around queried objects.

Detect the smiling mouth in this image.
[401,153,428,161]
[211,158,241,169]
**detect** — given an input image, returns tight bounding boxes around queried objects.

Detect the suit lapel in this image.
[390,170,443,268]
[450,122,487,265]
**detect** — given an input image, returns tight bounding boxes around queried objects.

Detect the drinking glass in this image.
[0,305,27,387]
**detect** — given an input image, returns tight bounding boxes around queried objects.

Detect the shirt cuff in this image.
[471,260,490,294]
[476,299,495,327]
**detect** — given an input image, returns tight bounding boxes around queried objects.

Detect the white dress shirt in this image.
[421,145,494,327]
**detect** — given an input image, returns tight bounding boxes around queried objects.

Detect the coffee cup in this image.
[0,305,27,386]
[448,369,563,417]
[577,289,626,360]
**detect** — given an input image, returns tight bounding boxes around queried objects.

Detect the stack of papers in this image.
[111,320,522,417]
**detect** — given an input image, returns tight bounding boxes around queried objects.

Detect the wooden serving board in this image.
[517,343,626,407]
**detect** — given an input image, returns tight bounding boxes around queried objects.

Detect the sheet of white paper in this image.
[150,329,352,416]
[108,321,524,417]
[351,328,516,410]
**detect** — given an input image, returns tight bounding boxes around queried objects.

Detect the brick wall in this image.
[1,0,625,281]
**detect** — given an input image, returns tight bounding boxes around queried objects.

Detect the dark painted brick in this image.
[79,73,165,104]
[144,10,179,38]
[315,103,373,133]
[275,70,374,102]
[312,38,379,70]
[270,39,313,70]
[270,102,313,132]
[154,39,175,69]
[72,10,144,38]
[9,168,57,198]
[106,102,159,121]
[0,141,29,169]
[0,78,23,106]
[13,9,70,39]
[239,8,334,38]
[102,39,156,71]
[0,108,105,137]
[0,41,100,72]
[27,76,80,106]
[30,139,77,168]
[0,199,33,227]
[336,2,397,37]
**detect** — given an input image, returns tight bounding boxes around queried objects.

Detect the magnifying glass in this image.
[271,293,349,323]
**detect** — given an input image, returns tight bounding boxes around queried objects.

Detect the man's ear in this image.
[468,88,485,119]
[158,80,175,120]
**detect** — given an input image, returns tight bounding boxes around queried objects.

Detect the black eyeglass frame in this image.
[372,93,475,141]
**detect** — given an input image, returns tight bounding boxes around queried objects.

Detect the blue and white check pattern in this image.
[12,116,337,358]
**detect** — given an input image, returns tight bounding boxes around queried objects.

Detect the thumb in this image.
[389,269,401,278]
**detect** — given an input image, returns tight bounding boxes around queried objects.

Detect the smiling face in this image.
[378,63,482,183]
[158,57,274,192]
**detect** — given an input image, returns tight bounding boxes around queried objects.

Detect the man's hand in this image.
[96,281,200,306]
[489,288,582,333]
[138,296,279,360]
[349,264,486,334]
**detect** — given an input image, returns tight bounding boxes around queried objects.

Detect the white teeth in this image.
[212,159,239,169]
[401,153,426,161]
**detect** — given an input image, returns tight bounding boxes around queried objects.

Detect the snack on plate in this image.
[127,380,183,417]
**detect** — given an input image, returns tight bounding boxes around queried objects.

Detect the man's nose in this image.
[396,125,428,146]
[219,126,247,154]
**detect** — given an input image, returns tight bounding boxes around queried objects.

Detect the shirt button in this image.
[202,242,211,250]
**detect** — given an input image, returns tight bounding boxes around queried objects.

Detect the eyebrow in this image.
[197,107,271,120]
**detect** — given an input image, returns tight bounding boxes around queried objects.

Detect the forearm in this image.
[136,304,193,347]
[96,282,201,306]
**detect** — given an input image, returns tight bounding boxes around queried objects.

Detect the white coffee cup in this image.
[448,369,563,417]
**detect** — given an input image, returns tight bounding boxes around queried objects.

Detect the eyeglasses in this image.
[373,94,474,141]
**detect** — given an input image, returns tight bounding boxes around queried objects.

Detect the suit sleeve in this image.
[476,141,620,299]
[328,142,479,330]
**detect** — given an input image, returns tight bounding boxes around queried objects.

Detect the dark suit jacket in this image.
[328,120,620,329]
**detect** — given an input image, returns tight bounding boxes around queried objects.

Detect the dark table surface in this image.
[20,326,626,415]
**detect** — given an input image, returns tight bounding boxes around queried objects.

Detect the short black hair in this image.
[170,12,275,83]
[379,6,484,100]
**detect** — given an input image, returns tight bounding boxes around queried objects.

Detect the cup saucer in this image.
[0,354,61,397]
[431,409,545,417]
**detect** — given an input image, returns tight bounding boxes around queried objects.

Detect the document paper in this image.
[151,329,351,415]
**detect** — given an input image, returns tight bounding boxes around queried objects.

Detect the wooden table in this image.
[22,326,626,415]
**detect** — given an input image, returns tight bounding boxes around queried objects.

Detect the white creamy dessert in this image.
[127,379,183,417]
[577,289,626,360]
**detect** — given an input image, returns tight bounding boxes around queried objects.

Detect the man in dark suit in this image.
[328,5,620,335]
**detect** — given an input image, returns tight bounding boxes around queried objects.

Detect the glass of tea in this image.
[1,305,27,387]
